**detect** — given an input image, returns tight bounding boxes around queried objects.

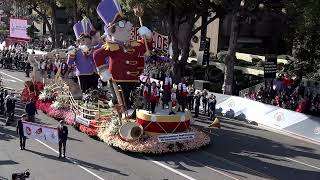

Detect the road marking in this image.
[179,155,240,180]
[35,139,105,180]
[143,156,198,180]
[1,78,17,83]
[286,158,320,171]
[202,151,277,180]
[0,71,24,82]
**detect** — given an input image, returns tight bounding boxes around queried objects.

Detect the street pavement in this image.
[1,69,320,180]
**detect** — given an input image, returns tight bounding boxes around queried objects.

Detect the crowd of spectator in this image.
[0,46,31,75]
[143,54,173,81]
[245,74,320,117]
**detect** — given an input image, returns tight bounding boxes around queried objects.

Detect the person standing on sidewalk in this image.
[194,91,201,118]
[25,98,37,122]
[202,89,208,114]
[208,95,217,121]
[57,120,68,158]
[16,114,28,150]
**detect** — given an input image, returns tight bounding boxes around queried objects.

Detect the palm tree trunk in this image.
[223,13,240,95]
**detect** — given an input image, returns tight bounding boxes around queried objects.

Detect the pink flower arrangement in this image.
[64,111,75,125]
[36,101,53,114]
[98,127,211,154]
[48,108,67,119]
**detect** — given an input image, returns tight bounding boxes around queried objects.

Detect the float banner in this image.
[23,121,58,144]
[75,115,90,126]
[158,132,195,142]
[140,75,162,85]
[10,18,31,40]
[131,27,169,53]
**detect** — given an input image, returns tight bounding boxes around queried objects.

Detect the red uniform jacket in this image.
[93,40,152,82]
[177,83,188,97]
[144,85,160,102]
[163,77,172,93]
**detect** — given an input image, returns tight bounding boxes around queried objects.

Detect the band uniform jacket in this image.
[177,83,188,97]
[144,86,160,103]
[163,77,173,93]
[67,48,98,76]
[93,39,152,82]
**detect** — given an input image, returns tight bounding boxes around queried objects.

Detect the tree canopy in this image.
[284,0,320,80]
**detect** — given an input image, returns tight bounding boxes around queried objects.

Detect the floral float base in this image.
[78,120,103,137]
[98,127,210,154]
[34,100,75,125]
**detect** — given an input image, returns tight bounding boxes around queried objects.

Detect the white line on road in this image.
[179,155,240,180]
[0,71,24,82]
[35,139,105,180]
[1,78,17,83]
[286,157,320,171]
[143,156,198,180]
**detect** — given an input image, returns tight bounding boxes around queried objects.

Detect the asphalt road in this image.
[1,69,320,180]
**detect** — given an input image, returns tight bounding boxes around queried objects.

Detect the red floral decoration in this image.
[20,81,45,102]
[78,119,105,137]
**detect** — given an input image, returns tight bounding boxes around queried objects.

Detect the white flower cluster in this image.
[39,86,54,101]
[105,117,122,136]
[51,101,63,109]
[51,95,69,110]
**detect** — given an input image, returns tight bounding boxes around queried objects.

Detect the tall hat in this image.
[73,16,95,39]
[96,0,125,27]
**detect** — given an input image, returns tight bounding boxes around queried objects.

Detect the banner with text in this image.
[131,27,169,53]
[10,18,31,40]
[158,132,195,142]
[23,121,58,144]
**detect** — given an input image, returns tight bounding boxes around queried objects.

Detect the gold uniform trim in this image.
[136,110,191,122]
[102,41,120,51]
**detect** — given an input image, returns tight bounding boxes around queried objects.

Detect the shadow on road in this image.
[25,149,128,177]
[119,117,320,180]
[0,160,19,166]
[0,124,18,141]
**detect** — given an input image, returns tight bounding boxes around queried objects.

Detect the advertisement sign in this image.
[9,18,31,40]
[75,115,90,126]
[264,55,277,79]
[23,121,58,144]
[131,27,169,53]
[158,132,195,142]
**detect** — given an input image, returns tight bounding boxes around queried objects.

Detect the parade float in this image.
[20,0,212,154]
[93,0,211,153]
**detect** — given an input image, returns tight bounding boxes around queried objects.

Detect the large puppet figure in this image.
[68,17,108,93]
[94,0,152,109]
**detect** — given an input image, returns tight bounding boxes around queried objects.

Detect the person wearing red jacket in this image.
[144,81,159,113]
[177,78,188,112]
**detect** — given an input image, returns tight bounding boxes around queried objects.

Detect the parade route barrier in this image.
[212,93,320,144]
